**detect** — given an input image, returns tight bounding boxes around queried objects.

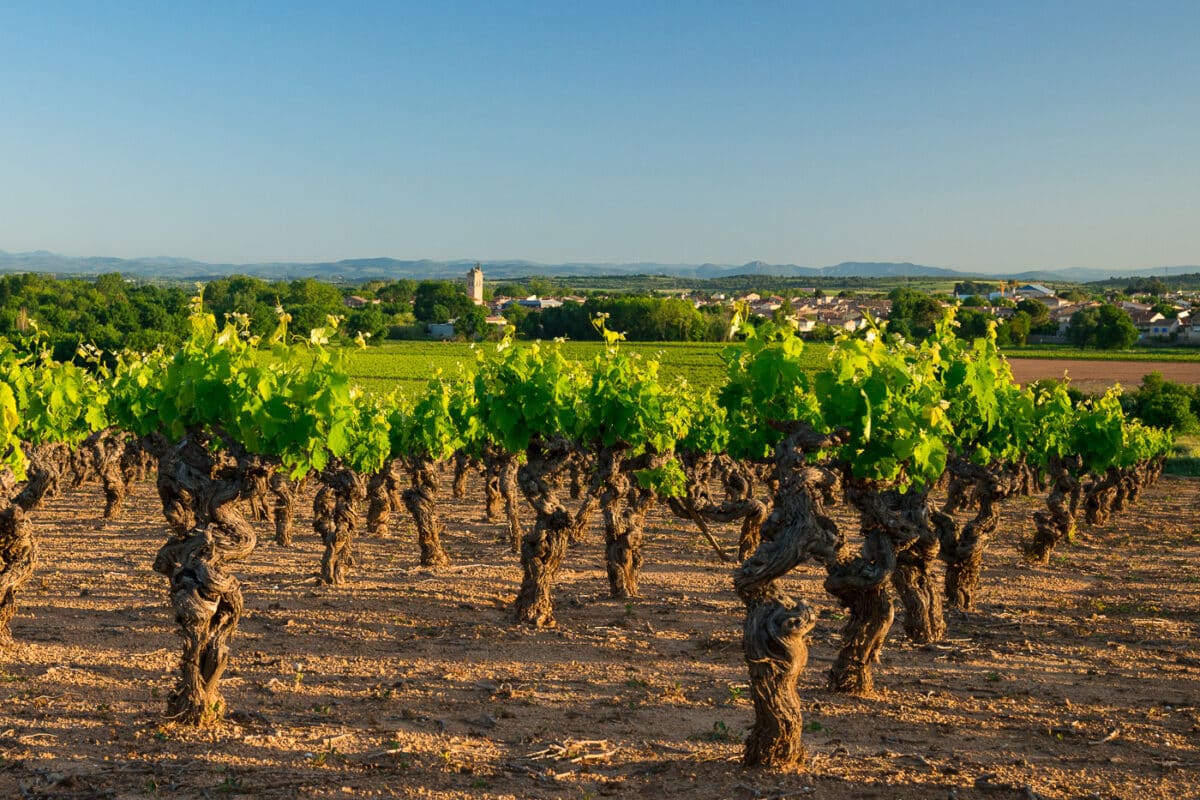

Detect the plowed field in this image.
[1,475,1198,799]
[1007,360,1200,393]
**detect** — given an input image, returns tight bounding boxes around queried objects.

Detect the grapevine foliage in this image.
[0,297,1172,504]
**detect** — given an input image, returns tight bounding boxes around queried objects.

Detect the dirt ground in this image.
[1,472,1198,800]
[1007,359,1200,393]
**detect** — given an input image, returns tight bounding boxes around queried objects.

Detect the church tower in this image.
[466,263,484,306]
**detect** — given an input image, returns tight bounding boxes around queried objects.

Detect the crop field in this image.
[343,341,780,397]
[1001,346,1200,363]
[343,341,1199,399]
[2,474,1197,799]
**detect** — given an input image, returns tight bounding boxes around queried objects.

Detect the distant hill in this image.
[0,249,1195,284]
[1007,266,1200,283]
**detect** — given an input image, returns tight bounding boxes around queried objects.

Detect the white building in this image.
[466,264,484,306]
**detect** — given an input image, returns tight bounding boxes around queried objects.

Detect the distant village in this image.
[348,266,1198,345]
[944,282,1194,342]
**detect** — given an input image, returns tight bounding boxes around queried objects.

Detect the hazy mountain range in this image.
[0,250,1196,284]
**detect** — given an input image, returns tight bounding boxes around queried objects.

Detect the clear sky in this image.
[1,1,1197,271]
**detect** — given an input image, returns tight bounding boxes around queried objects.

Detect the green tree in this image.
[956,308,992,339]
[1149,301,1179,319]
[887,288,945,341]
[375,279,417,304]
[1067,304,1138,349]
[413,281,473,323]
[345,306,387,342]
[1125,277,1168,296]
[1126,372,1200,433]
[454,305,490,340]
[954,280,997,297]
[997,310,1031,346]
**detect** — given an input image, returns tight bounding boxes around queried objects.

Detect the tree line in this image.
[0,271,1174,354]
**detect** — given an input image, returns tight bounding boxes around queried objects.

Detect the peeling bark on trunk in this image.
[598,450,660,600]
[0,446,66,642]
[1084,468,1120,526]
[110,435,146,518]
[741,598,816,768]
[484,447,524,552]
[152,434,258,726]
[938,459,1020,611]
[313,465,366,585]
[1119,466,1141,507]
[451,451,471,500]
[245,463,272,523]
[665,452,771,562]
[16,443,71,513]
[893,526,944,643]
[513,438,597,627]
[401,457,450,567]
[721,457,772,559]
[1112,467,1131,513]
[0,502,33,643]
[568,457,586,500]
[366,461,402,537]
[734,423,843,769]
[499,455,524,553]
[1017,460,1037,497]
[75,429,140,518]
[828,480,940,692]
[737,504,770,562]
[1027,456,1082,564]
[825,528,894,695]
[268,472,303,547]
[483,462,503,523]
[1150,456,1166,487]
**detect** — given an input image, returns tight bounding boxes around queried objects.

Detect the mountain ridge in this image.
[0,250,1195,284]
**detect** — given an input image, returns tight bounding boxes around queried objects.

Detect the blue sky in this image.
[1,1,1197,271]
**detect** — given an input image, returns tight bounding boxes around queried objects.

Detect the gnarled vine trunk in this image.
[483,447,524,552]
[734,423,843,769]
[513,438,598,627]
[825,526,895,695]
[268,472,304,546]
[0,444,69,642]
[937,458,1021,610]
[243,461,273,524]
[892,516,944,642]
[152,433,258,725]
[1026,455,1082,563]
[598,450,662,599]
[828,480,940,693]
[365,460,403,537]
[76,429,140,519]
[0,501,34,644]
[313,465,366,585]
[451,451,472,499]
[401,456,450,567]
[483,464,502,522]
[666,452,768,562]
[1084,467,1120,526]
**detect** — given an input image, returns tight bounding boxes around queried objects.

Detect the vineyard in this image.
[0,299,1194,799]
[341,340,750,398]
[342,341,1199,400]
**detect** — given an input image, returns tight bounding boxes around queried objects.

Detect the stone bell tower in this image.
[466,263,484,306]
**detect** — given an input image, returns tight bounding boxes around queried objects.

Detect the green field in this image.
[1001,345,1200,362]
[343,340,832,397]
[1167,434,1200,477]
[340,339,1199,398]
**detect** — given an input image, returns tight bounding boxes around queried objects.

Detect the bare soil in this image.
[1,474,1198,800]
[1007,360,1200,393]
